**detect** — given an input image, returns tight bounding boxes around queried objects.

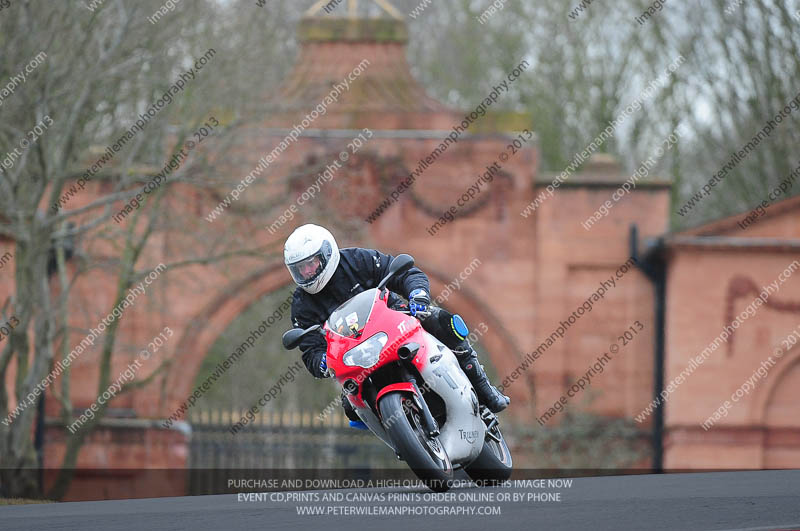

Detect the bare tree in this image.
[0,0,305,499]
[406,0,799,227]
[638,0,800,226]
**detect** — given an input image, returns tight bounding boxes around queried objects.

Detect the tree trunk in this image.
[0,229,53,499]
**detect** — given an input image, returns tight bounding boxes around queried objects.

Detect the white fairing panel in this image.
[418,333,485,464]
[354,406,395,451]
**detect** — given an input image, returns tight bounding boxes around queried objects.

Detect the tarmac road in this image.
[1,470,798,531]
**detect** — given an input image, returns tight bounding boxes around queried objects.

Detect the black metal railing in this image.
[187,408,402,494]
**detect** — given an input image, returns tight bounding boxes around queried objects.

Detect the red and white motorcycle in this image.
[283,254,512,491]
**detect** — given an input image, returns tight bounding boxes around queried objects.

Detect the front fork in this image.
[398,360,440,438]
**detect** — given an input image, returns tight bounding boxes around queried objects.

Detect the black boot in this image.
[453,346,510,413]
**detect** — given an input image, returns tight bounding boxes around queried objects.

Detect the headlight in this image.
[342,333,388,368]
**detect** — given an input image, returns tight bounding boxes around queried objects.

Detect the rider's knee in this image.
[424,308,470,350]
[449,314,469,341]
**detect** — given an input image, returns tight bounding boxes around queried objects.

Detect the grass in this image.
[0,498,55,505]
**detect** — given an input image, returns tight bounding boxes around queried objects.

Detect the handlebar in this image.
[397,309,432,319]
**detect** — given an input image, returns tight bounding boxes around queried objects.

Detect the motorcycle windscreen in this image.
[326,288,378,338]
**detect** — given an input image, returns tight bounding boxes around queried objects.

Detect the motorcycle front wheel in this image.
[379,392,453,492]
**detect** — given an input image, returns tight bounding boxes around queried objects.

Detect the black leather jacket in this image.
[290,247,429,378]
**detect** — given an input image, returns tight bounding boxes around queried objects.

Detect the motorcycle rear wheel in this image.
[379,392,453,492]
[464,413,513,484]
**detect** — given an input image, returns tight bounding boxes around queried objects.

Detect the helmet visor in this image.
[288,251,327,286]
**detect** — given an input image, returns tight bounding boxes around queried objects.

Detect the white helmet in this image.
[284,224,340,294]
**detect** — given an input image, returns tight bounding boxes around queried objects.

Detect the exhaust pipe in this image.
[397,342,420,361]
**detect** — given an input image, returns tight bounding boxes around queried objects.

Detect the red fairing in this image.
[324,290,427,407]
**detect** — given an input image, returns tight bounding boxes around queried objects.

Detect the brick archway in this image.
[160,262,291,415]
[751,345,800,423]
[750,346,800,467]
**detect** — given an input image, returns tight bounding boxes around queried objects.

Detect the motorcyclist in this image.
[284,224,510,427]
